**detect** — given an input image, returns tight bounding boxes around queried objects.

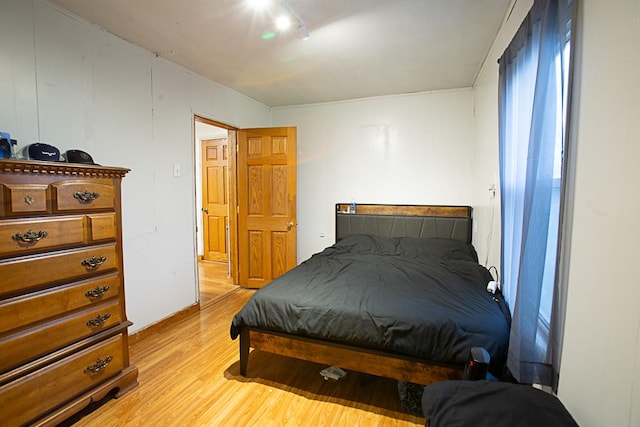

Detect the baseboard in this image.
[128,303,200,345]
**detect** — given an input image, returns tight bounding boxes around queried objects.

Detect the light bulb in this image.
[276,14,291,31]
[248,0,270,10]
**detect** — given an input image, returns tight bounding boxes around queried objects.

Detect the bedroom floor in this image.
[198,260,238,307]
[65,288,425,426]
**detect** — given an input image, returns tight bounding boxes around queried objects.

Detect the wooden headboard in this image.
[335,204,473,244]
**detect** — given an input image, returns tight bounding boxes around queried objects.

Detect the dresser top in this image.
[0,159,130,178]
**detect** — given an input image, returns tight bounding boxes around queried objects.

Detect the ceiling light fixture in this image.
[275,14,292,31]
[280,0,310,40]
[250,0,309,40]
[248,0,270,10]
[300,24,309,40]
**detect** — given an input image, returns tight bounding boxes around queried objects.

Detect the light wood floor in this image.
[66,285,425,426]
[198,260,238,308]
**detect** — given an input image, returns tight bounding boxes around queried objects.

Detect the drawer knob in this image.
[85,285,110,298]
[74,190,101,203]
[86,313,111,327]
[85,355,113,374]
[82,255,107,268]
[12,229,48,243]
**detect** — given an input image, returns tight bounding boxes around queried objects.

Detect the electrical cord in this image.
[488,265,499,282]
[483,188,497,267]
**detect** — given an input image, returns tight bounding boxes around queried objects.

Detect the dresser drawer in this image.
[0,216,85,257]
[0,183,49,216]
[0,243,118,297]
[0,299,122,372]
[0,273,120,335]
[87,213,117,241]
[0,334,126,426]
[52,180,115,212]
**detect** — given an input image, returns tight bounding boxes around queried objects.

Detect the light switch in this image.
[173,163,181,177]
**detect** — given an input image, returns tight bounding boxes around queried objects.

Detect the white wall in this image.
[272,90,475,262]
[558,1,640,426]
[0,0,271,333]
[472,0,640,426]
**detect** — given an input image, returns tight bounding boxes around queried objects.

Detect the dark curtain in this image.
[498,0,576,390]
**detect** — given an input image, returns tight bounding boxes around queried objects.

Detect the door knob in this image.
[202,208,209,214]
[287,221,294,230]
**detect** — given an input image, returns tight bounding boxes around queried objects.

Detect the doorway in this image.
[194,117,298,298]
[194,116,238,306]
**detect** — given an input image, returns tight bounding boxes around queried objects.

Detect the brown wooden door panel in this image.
[201,139,229,262]
[238,127,296,288]
[206,215,226,252]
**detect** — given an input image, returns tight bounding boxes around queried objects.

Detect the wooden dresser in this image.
[0,159,138,426]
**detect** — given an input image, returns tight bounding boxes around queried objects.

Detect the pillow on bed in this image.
[397,237,479,262]
[333,234,401,255]
[335,235,480,260]
[422,381,578,427]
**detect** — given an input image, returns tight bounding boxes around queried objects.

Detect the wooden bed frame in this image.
[238,204,473,385]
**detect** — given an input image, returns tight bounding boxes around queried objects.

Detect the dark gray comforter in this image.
[230,235,510,373]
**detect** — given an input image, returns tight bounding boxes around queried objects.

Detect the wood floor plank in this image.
[66,288,424,426]
[198,260,237,308]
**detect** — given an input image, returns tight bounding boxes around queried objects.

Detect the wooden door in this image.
[237,127,297,288]
[201,138,229,262]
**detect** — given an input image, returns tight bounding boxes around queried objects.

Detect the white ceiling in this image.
[48,0,512,107]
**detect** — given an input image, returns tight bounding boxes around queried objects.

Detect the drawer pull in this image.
[85,285,111,298]
[74,190,101,203]
[24,195,35,205]
[82,255,107,268]
[85,355,113,374]
[86,313,111,327]
[12,229,48,243]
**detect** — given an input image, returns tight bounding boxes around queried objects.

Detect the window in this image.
[498,0,576,390]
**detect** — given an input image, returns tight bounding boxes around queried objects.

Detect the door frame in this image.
[194,115,239,285]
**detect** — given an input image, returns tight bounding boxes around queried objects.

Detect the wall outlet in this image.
[488,183,496,199]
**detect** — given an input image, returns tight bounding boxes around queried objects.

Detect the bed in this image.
[230,204,510,385]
